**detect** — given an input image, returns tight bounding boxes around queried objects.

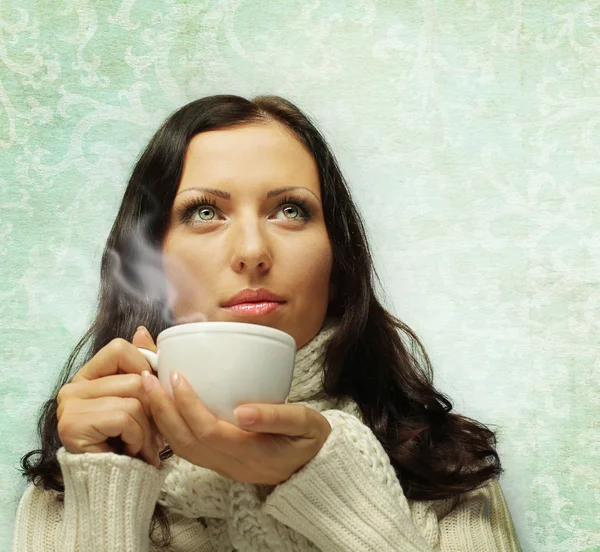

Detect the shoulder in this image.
[408,476,506,522]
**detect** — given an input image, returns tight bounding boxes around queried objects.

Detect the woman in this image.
[12,94,523,551]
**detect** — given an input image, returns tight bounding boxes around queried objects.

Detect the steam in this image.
[108,215,208,326]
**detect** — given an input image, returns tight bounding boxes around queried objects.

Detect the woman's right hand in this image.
[56,326,162,468]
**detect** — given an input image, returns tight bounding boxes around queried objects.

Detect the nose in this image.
[229,218,273,275]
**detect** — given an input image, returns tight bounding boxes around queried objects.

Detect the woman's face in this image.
[161,121,335,349]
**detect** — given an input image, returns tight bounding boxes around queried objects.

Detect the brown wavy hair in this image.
[19,94,502,548]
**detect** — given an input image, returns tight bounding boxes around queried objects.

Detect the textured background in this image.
[1,1,598,551]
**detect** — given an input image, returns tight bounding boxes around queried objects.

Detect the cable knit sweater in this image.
[12,320,523,551]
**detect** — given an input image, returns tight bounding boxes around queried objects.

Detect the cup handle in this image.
[137,347,158,371]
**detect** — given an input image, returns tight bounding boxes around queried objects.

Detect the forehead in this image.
[178,122,320,195]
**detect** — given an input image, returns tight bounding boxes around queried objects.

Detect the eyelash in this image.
[176,194,313,225]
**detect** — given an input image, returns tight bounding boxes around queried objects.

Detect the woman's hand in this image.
[142,369,332,485]
[56,327,163,468]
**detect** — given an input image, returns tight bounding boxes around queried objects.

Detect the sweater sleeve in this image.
[11,447,214,552]
[262,410,523,552]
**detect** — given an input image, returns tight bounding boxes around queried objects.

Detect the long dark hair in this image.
[20,94,502,547]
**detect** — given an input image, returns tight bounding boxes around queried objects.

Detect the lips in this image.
[221,288,285,308]
[223,301,283,316]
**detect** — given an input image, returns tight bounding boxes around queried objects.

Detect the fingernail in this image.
[170,371,181,389]
[136,326,149,337]
[234,406,258,426]
[156,433,164,450]
[142,370,155,392]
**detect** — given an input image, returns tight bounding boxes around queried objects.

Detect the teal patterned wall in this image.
[1,1,598,550]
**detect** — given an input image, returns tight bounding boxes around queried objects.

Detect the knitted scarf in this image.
[156,318,362,543]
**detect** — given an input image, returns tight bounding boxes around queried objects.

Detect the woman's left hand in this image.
[142,370,332,485]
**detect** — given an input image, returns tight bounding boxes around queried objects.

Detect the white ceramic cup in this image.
[137,321,296,425]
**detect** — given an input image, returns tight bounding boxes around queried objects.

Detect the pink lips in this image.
[221,288,285,317]
[223,301,283,316]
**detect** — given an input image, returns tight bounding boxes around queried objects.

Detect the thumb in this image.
[132,325,158,353]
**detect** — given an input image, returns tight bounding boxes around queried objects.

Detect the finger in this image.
[99,397,159,467]
[142,371,199,452]
[116,398,161,467]
[131,326,158,354]
[233,403,329,438]
[60,397,159,467]
[106,397,159,467]
[167,372,254,454]
[169,372,219,435]
[73,338,152,382]
[57,373,153,422]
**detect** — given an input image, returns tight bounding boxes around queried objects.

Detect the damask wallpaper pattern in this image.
[1,1,598,551]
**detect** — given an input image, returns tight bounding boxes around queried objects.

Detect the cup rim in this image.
[157,321,297,348]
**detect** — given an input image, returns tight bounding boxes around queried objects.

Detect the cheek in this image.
[289,241,333,295]
[162,239,218,309]
[163,234,214,280]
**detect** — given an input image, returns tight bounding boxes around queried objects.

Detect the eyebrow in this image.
[176,186,320,201]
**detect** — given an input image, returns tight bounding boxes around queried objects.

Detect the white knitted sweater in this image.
[12,321,522,551]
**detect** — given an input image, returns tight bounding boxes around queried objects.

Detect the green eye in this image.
[198,207,216,221]
[281,205,300,219]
